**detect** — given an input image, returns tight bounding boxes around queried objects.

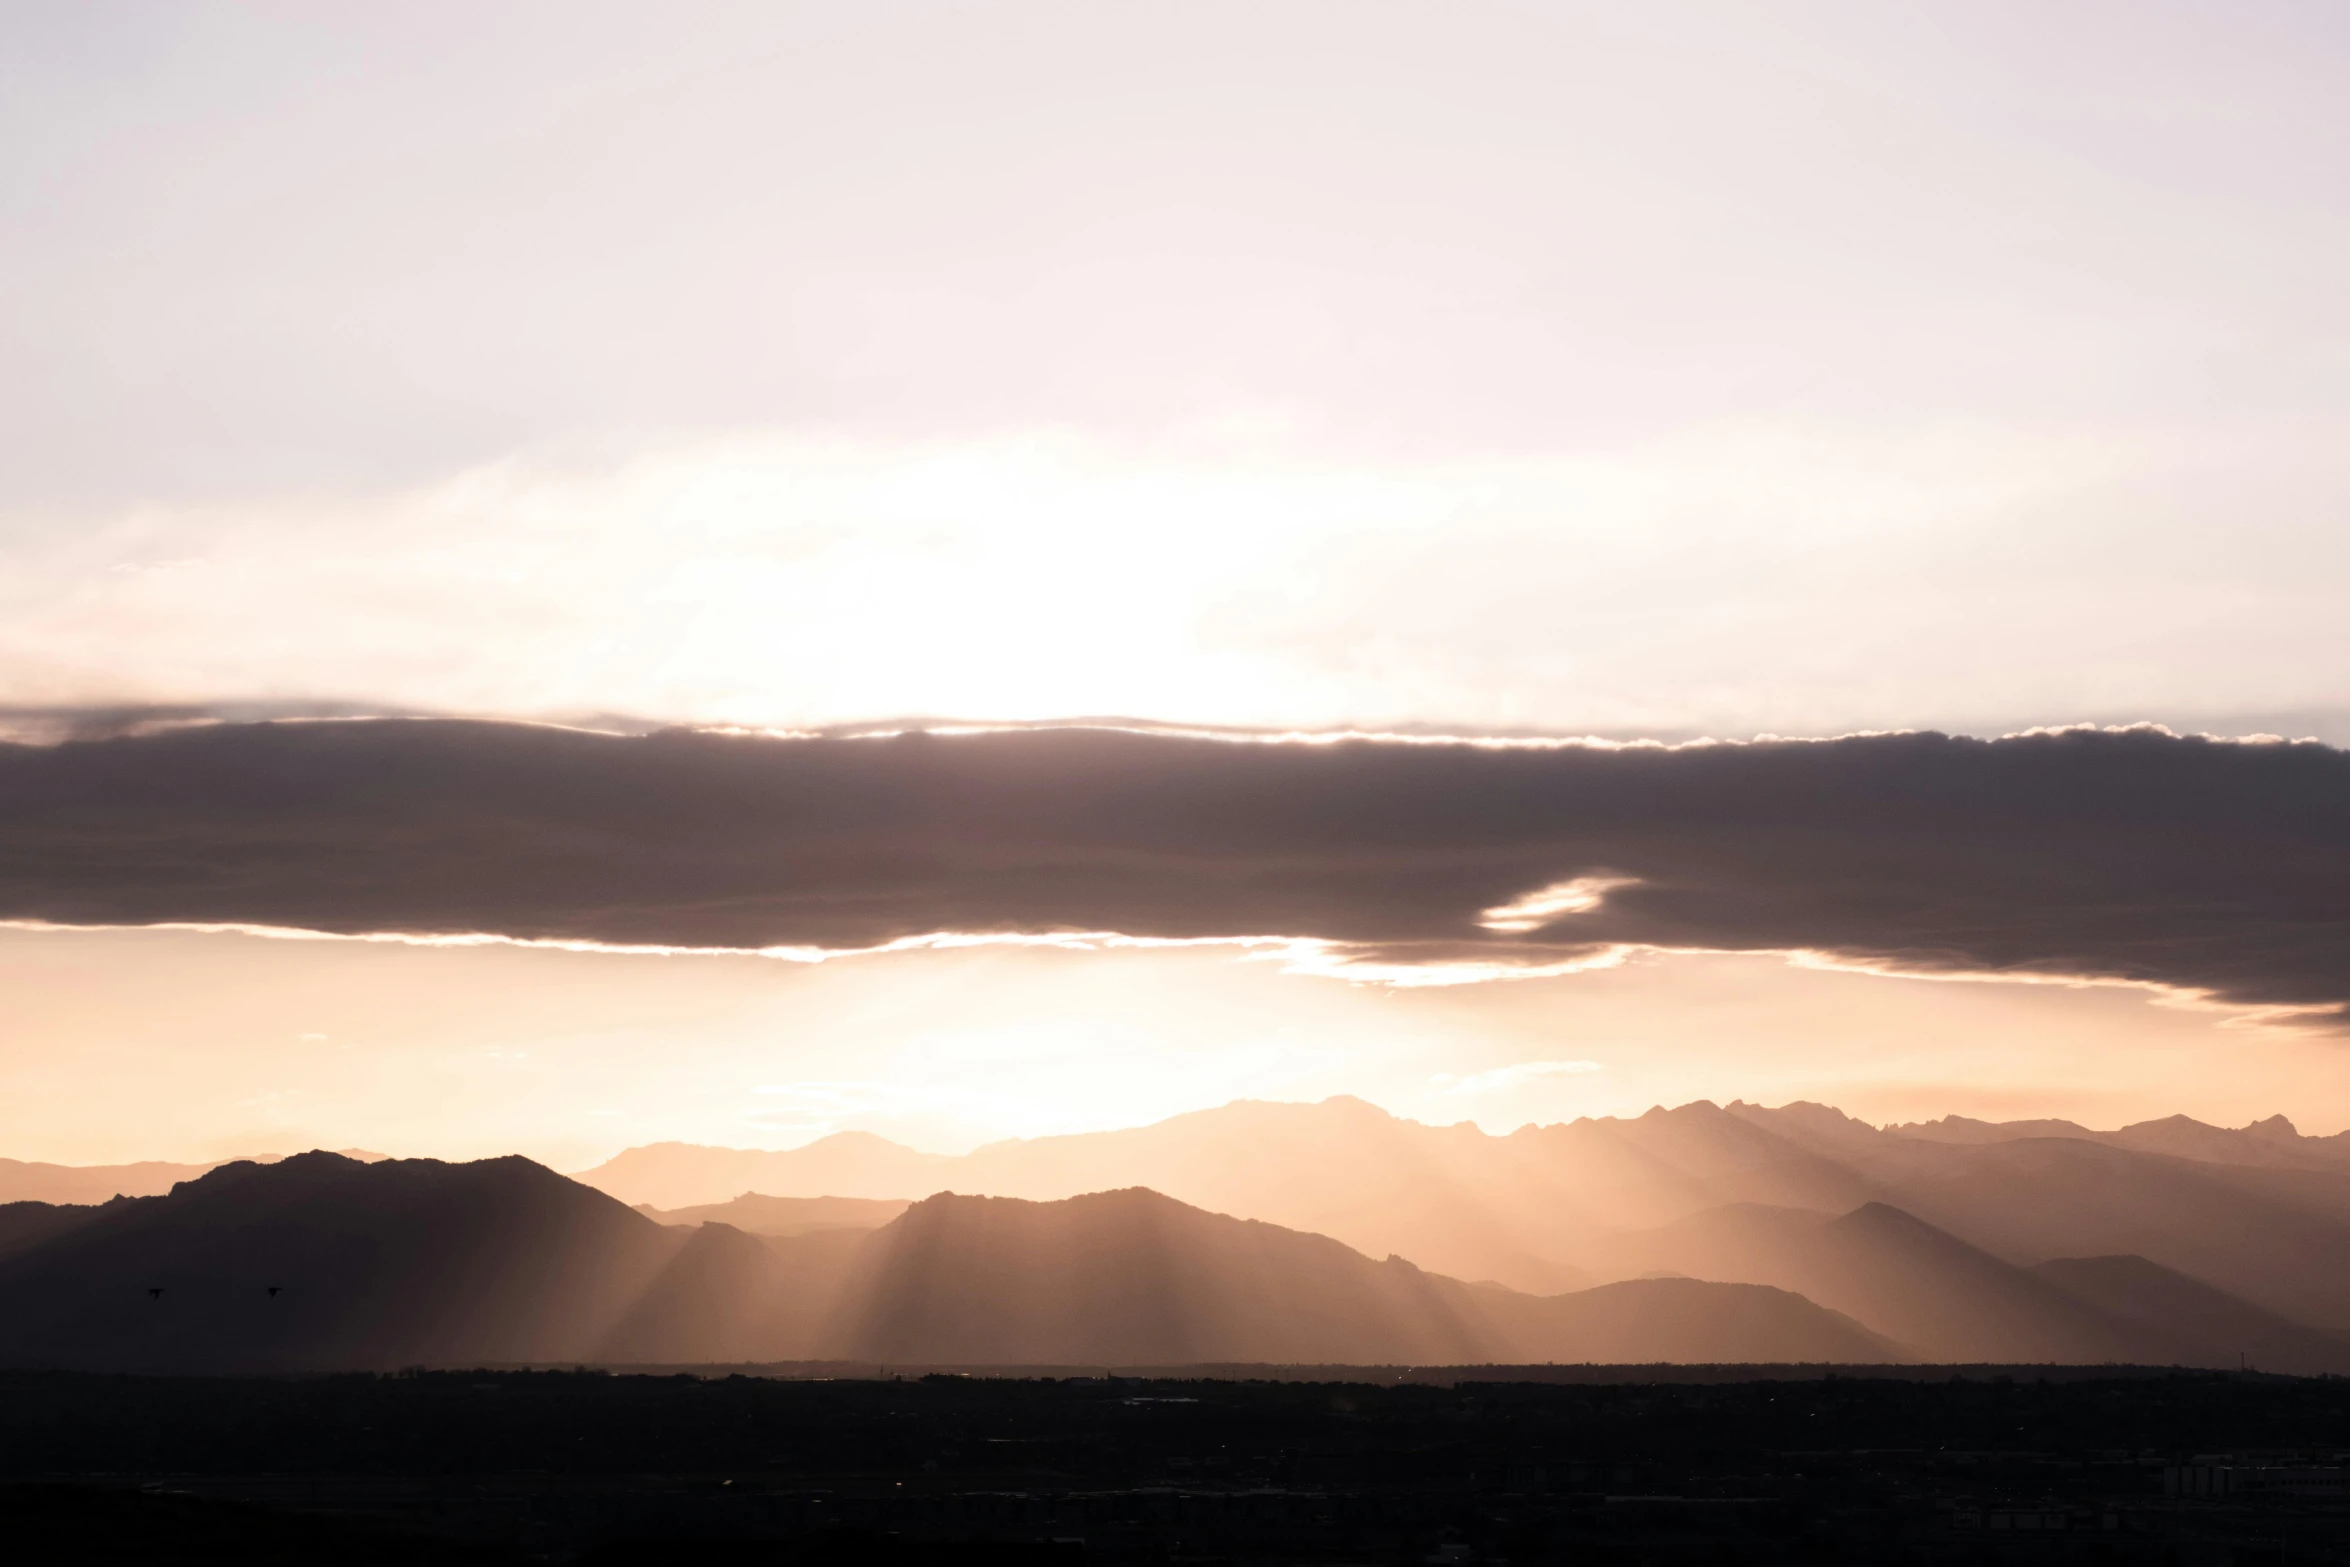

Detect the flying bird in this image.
[146,1287,163,1300]
[266,1286,282,1297]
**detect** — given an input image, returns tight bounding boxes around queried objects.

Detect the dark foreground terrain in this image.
[5,1367,2350,1564]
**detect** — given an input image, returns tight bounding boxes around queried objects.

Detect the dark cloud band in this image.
[1,720,2344,1017]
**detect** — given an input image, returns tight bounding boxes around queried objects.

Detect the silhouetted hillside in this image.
[580,1100,1602,1291]
[0,1157,232,1205]
[597,1222,868,1366]
[814,1188,1895,1367]
[576,1097,1876,1293]
[2032,1254,2350,1376]
[0,1199,107,1262]
[0,1151,392,1207]
[0,1162,1905,1370]
[576,1097,2350,1321]
[584,1134,955,1212]
[0,1152,685,1371]
[820,1188,1513,1365]
[1861,1136,2350,1327]
[1596,1201,2150,1363]
[15,1124,2350,1372]
[635,1193,910,1235]
[1470,1276,1904,1365]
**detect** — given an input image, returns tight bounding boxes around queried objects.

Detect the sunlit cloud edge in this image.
[1,916,2331,1034]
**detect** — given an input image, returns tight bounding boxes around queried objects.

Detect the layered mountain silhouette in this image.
[0,1149,390,1206]
[574,1097,2350,1338]
[577,1097,1873,1293]
[13,1096,2350,1372]
[0,1156,232,1206]
[2029,1255,2350,1377]
[0,1153,688,1370]
[634,1193,910,1235]
[1588,1201,2323,1367]
[809,1189,1899,1366]
[0,1155,1896,1371]
[1885,1111,2350,1169]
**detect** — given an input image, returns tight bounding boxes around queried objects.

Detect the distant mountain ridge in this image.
[1879,1110,2350,1169]
[570,1096,2350,1328]
[0,1152,685,1370]
[0,1149,390,1206]
[634,1193,911,1235]
[0,1155,1899,1372]
[16,1095,2350,1370]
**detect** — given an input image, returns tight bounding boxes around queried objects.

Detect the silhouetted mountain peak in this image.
[896,1185,1220,1226]
[2119,1114,2224,1136]
[805,1129,925,1152]
[0,1150,680,1372]
[1724,1100,1889,1152]
[1828,1202,1993,1258]
[165,1150,596,1213]
[1311,1094,1397,1118]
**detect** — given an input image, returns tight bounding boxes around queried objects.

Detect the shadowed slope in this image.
[595,1222,873,1365]
[1470,1276,1904,1365]
[1801,1204,2147,1363]
[0,1200,108,1263]
[584,1135,954,1212]
[817,1188,1898,1366]
[633,1193,911,1235]
[0,1158,230,1206]
[822,1189,1512,1366]
[579,1098,2350,1315]
[1867,1138,2350,1327]
[1598,1202,2152,1363]
[0,1162,1899,1370]
[581,1100,1600,1291]
[2031,1255,2350,1376]
[578,1097,1872,1293]
[956,1098,1604,1292]
[0,1153,686,1371]
[0,1151,395,1208]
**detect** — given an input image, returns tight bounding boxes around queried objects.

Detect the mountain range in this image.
[574,1096,2350,1335]
[0,1148,389,1206]
[6,1096,2349,1373]
[0,1153,1897,1371]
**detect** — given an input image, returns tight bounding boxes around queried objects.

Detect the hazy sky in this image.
[6,0,2348,739]
[5,1,2348,1160]
[11,924,2347,1169]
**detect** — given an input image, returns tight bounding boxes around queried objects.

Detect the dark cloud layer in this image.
[1,721,2345,1018]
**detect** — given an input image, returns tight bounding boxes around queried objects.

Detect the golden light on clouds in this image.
[1477,876,1639,933]
[3,922,2343,1172]
[4,0,2348,1171]
[6,425,2341,742]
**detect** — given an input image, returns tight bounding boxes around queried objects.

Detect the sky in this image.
[3,0,2348,1164]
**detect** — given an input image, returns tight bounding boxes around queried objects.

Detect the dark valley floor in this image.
[6,1368,2350,1564]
